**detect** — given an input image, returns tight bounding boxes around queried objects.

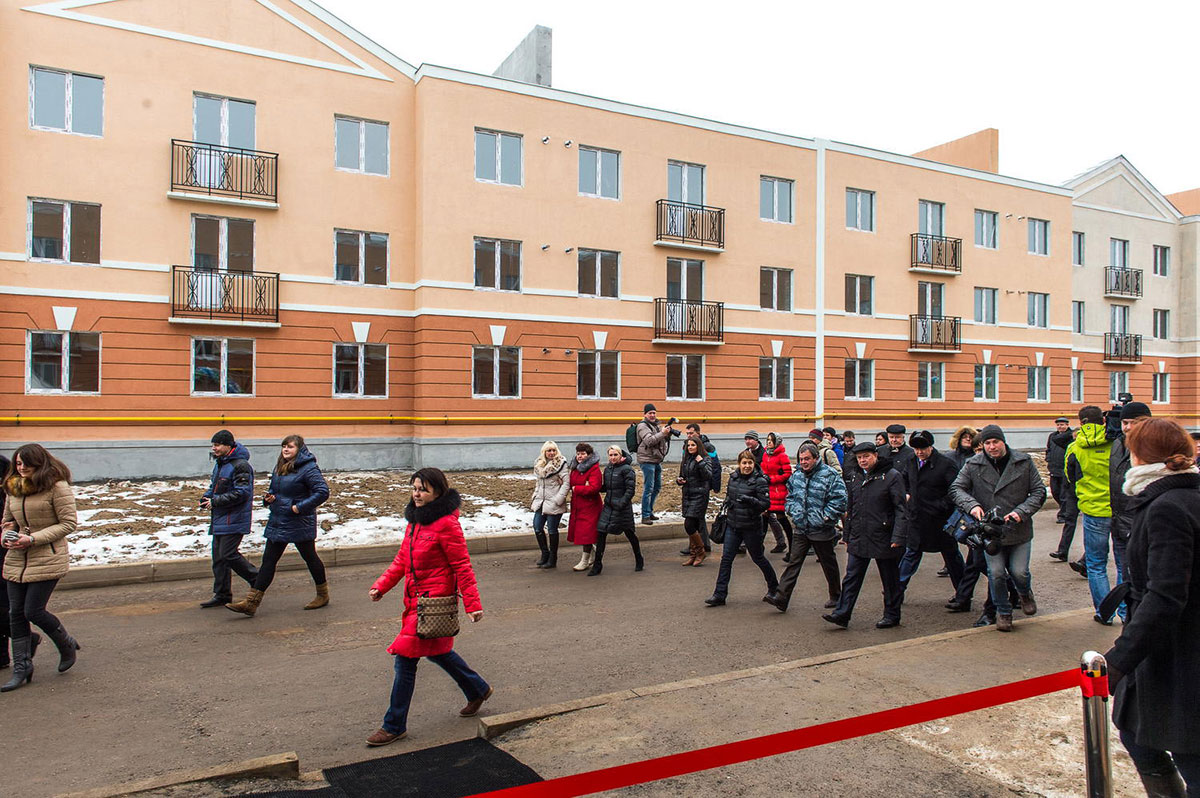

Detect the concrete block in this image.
[57,751,300,798]
[477,690,637,739]
[465,536,489,555]
[58,563,153,591]
[331,542,399,567]
[150,557,212,583]
[485,533,532,553]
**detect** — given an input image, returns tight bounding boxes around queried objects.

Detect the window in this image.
[667,161,704,204]
[1153,309,1170,340]
[1110,238,1129,269]
[475,129,521,185]
[1110,304,1130,334]
[1072,231,1085,266]
[334,343,387,397]
[472,346,520,398]
[193,216,253,271]
[1153,245,1170,277]
[975,209,998,249]
[577,350,618,399]
[194,94,254,148]
[845,274,873,315]
[27,331,100,393]
[667,354,704,400]
[667,258,703,300]
[1027,292,1049,328]
[578,146,619,199]
[1071,369,1084,403]
[759,357,791,400]
[974,287,998,325]
[30,67,102,135]
[760,176,793,223]
[30,199,100,263]
[844,358,873,399]
[192,338,253,395]
[578,249,619,297]
[474,237,521,291]
[1110,371,1129,402]
[918,200,945,237]
[760,267,792,311]
[974,364,998,401]
[917,361,944,400]
[334,230,387,285]
[1027,366,1049,402]
[845,188,874,231]
[1072,301,1085,334]
[917,281,944,317]
[1153,373,1170,404]
[1028,218,1050,255]
[335,116,388,175]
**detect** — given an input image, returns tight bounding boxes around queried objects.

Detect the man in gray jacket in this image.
[635,404,675,524]
[950,425,1047,632]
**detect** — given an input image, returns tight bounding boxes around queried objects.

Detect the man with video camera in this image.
[950,425,1046,632]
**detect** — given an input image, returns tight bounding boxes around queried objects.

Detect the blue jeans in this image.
[984,541,1032,615]
[532,510,561,536]
[712,524,778,600]
[382,651,490,734]
[640,463,662,520]
[1121,729,1200,797]
[1083,514,1125,620]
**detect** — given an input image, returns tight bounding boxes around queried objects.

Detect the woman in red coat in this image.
[761,433,793,554]
[567,443,602,572]
[365,468,491,746]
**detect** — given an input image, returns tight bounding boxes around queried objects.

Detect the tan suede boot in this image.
[226,589,264,616]
[692,542,707,567]
[304,582,330,610]
[682,533,702,566]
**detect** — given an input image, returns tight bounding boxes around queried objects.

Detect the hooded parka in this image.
[1065,423,1112,518]
[204,442,254,535]
[531,456,570,516]
[761,444,793,511]
[263,447,330,543]
[597,450,637,534]
[567,455,602,546]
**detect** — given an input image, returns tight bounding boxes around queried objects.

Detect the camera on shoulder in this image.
[954,507,1009,556]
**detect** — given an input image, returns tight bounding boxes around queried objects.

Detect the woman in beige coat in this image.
[530,441,570,569]
[2,444,79,692]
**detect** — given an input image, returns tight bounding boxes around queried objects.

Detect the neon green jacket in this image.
[1065,423,1112,517]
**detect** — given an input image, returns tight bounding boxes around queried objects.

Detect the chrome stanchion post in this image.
[1081,650,1113,798]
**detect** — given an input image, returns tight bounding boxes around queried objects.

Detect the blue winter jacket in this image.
[204,442,254,536]
[263,447,330,543]
[785,462,848,541]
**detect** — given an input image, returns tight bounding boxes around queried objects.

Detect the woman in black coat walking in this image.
[704,451,778,606]
[1105,418,1200,797]
[677,437,712,567]
[588,447,643,576]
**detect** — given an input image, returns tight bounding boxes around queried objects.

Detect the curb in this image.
[58,522,688,591]
[55,752,300,798]
[476,607,1095,739]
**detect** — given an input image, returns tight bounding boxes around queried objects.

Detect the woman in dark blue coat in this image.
[227,435,330,617]
[587,447,643,576]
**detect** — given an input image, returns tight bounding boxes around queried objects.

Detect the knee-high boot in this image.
[45,623,80,673]
[1137,770,1187,798]
[626,530,644,571]
[683,533,703,566]
[533,530,549,567]
[1,637,33,691]
[587,534,606,576]
[545,532,559,569]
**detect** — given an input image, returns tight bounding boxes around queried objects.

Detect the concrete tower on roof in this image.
[493,25,552,87]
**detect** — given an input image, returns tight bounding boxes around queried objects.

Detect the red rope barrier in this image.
[470,668,1082,798]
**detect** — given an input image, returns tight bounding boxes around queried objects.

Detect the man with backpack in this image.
[631,404,676,525]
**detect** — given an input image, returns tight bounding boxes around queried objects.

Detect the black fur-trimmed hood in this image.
[404,489,462,525]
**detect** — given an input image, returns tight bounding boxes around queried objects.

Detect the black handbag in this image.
[709,498,731,544]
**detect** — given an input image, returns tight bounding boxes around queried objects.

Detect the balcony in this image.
[1104,332,1142,364]
[653,298,724,344]
[655,199,725,251]
[1104,267,1143,299]
[910,233,962,273]
[170,265,280,326]
[908,315,961,352]
[169,139,279,207]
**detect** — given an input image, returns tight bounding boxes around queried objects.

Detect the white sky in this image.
[319,0,1200,196]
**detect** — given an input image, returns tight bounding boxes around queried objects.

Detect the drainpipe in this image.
[815,138,828,424]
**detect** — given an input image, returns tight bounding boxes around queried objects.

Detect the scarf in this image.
[1123,462,1200,496]
[534,456,567,479]
[575,453,600,473]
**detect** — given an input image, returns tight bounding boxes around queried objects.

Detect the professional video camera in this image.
[953,507,1009,556]
[1104,391,1134,438]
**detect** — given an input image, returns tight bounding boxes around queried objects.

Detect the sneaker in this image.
[366,728,406,747]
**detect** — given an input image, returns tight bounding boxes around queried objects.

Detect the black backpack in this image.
[625,422,640,453]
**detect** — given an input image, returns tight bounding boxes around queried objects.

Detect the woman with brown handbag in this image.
[365,468,491,746]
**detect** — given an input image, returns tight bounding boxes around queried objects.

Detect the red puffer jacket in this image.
[372,490,482,658]
[761,444,793,511]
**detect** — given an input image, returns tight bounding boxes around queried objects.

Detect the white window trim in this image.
[29,66,104,137]
[475,128,523,187]
[474,237,522,293]
[577,248,620,299]
[334,115,389,177]
[846,188,875,233]
[845,274,874,316]
[1071,369,1084,404]
[758,356,793,401]
[576,349,621,400]
[1109,371,1130,403]
[191,214,255,272]
[1026,366,1050,403]
[472,345,522,399]
[917,361,945,402]
[190,337,256,397]
[1027,292,1050,329]
[27,197,101,265]
[1072,301,1086,335]
[1153,245,1170,277]
[844,358,874,401]
[973,364,999,402]
[667,160,706,206]
[1028,218,1051,256]
[1153,309,1170,340]
[666,354,705,401]
[578,145,620,200]
[760,176,794,224]
[333,228,389,286]
[974,287,998,326]
[974,209,999,250]
[760,267,793,312]
[193,92,256,148]
[332,342,389,398]
[1153,373,1170,404]
[1072,231,1085,267]
[25,329,101,395]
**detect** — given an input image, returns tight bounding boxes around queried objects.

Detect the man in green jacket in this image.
[1064,405,1115,623]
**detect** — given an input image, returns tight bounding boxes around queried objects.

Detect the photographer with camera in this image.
[634,405,679,525]
[949,425,1046,632]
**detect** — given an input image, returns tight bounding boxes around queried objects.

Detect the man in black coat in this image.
[823,442,907,629]
[883,423,915,487]
[1046,416,1070,522]
[1103,402,1152,618]
[897,431,965,595]
[1047,422,1079,562]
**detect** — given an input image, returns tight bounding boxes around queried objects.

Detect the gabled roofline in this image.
[1063,155,1183,220]
[298,0,417,79]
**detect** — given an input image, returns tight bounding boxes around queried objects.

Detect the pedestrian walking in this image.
[0,453,33,671]
[1065,406,1119,623]
[634,405,676,524]
[677,437,712,566]
[1047,422,1080,562]
[567,443,602,572]
[946,426,977,471]
[1104,418,1200,797]
[676,424,719,556]
[1046,416,1071,522]
[882,424,915,482]
[898,431,965,596]
[1103,401,1152,622]
[589,447,644,576]
[743,431,766,467]
[762,433,793,554]
[770,442,846,613]
[704,451,778,607]
[823,427,845,466]
[366,468,490,746]
[2,444,80,691]
[199,430,259,608]
[530,441,569,569]
[807,428,842,474]
[226,435,330,617]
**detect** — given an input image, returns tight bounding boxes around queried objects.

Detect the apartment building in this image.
[0,0,1186,478]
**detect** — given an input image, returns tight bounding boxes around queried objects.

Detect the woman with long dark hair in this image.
[226,435,330,617]
[677,437,712,566]
[2,444,79,691]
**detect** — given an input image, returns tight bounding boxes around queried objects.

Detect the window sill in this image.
[166,191,279,210]
[471,395,522,400]
[842,396,874,402]
[652,241,725,254]
[475,178,523,188]
[191,393,256,398]
[578,192,620,202]
[169,317,281,329]
[665,397,706,402]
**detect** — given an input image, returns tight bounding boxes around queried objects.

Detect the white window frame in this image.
[334,115,389,176]
[917,361,945,401]
[577,248,620,298]
[1110,238,1129,269]
[578,146,620,200]
[1072,231,1085,266]
[475,128,523,187]
[974,363,998,402]
[974,287,998,325]
[1027,292,1049,328]
[1109,371,1129,402]
[760,267,793,312]
[846,188,875,232]
[474,237,522,292]
[1071,369,1084,404]
[472,345,521,399]
[760,176,794,224]
[758,357,792,401]
[974,209,998,249]
[844,358,874,401]
[1153,373,1170,404]
[1153,245,1170,277]
[191,214,254,272]
[1028,218,1050,256]
[845,273,874,316]
[25,330,101,395]
[190,337,255,397]
[333,229,389,286]
[1027,366,1049,403]
[29,66,104,137]
[27,197,101,264]
[1153,308,1170,340]
[1111,304,1130,335]
[577,350,620,400]
[666,354,705,401]
[332,342,389,398]
[1072,301,1085,334]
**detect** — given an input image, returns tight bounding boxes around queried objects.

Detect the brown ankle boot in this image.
[226,589,264,616]
[304,582,330,610]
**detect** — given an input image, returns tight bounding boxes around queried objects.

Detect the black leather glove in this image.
[736,495,753,505]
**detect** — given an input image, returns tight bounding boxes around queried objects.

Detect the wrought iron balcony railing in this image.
[911,233,962,272]
[1104,332,1142,363]
[655,199,725,250]
[1104,268,1143,298]
[171,139,278,203]
[654,298,724,342]
[171,265,280,323]
[909,315,961,351]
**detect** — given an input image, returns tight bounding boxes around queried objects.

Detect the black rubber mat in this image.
[240,789,343,798]
[322,738,542,797]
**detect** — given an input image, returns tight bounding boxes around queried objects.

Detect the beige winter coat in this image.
[531,458,570,516]
[2,480,76,583]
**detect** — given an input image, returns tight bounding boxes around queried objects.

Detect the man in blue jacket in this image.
[200,429,258,608]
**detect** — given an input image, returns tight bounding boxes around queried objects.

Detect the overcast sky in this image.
[321,0,1199,196]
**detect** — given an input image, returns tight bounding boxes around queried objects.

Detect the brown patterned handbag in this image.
[409,526,461,639]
